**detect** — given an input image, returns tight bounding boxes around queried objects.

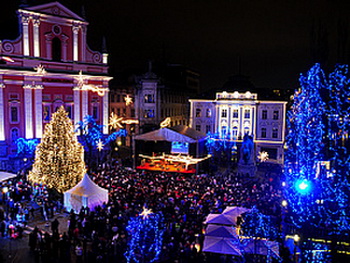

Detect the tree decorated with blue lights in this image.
[241,206,278,240]
[285,63,350,237]
[323,64,350,235]
[125,207,165,263]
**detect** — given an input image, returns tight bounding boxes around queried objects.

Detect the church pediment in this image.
[24,1,85,22]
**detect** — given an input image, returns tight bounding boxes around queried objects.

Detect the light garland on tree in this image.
[28,106,86,193]
[125,208,164,263]
[284,63,350,237]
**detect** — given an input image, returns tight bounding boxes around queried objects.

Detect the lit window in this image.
[233,109,239,118]
[196,108,201,117]
[244,109,250,118]
[262,110,267,119]
[144,94,155,103]
[261,127,266,138]
[272,128,278,138]
[144,109,155,118]
[232,127,238,136]
[206,108,211,117]
[273,111,279,120]
[221,109,227,118]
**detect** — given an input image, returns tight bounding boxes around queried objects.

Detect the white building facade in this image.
[189,91,287,163]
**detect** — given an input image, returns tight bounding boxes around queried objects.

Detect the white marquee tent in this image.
[64,174,108,213]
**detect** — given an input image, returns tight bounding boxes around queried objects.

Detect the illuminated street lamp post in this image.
[293,234,300,263]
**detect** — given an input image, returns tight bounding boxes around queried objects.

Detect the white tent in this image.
[205,224,239,238]
[64,174,108,213]
[0,171,17,182]
[203,236,242,256]
[204,213,237,225]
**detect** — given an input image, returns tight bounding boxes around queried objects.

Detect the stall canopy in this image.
[0,171,17,182]
[135,127,197,143]
[135,126,207,143]
[64,174,108,213]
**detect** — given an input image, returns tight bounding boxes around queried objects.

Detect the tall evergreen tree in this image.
[28,106,86,193]
[285,63,350,237]
[284,63,326,228]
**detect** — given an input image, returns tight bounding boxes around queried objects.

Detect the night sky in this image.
[2,0,350,91]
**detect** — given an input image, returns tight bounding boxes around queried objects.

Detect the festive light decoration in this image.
[257,151,269,162]
[34,64,46,74]
[109,113,124,129]
[76,71,107,96]
[28,106,86,193]
[241,206,278,240]
[124,94,133,106]
[160,117,171,128]
[284,63,350,236]
[15,138,39,159]
[125,209,164,263]
[96,139,104,151]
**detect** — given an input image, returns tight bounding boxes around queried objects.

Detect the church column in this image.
[81,90,88,120]
[0,84,5,141]
[23,85,33,139]
[34,85,43,138]
[73,87,81,128]
[33,16,40,57]
[102,88,109,134]
[21,14,30,56]
[72,25,80,61]
[80,25,87,62]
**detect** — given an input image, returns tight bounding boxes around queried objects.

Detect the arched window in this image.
[52,37,62,61]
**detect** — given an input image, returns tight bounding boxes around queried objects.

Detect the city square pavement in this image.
[0,201,77,263]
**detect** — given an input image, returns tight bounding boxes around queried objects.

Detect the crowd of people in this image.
[0,160,286,262]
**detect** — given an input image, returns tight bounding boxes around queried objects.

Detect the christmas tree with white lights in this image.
[28,106,86,193]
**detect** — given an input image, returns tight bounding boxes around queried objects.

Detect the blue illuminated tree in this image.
[323,64,350,235]
[241,206,278,240]
[285,63,350,237]
[125,208,164,263]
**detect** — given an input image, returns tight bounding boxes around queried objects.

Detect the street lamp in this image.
[293,234,300,263]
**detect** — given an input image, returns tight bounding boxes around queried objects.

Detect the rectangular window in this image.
[261,127,267,138]
[66,106,72,118]
[262,110,267,119]
[244,109,250,118]
[117,95,121,102]
[206,125,211,133]
[43,105,50,121]
[232,127,238,136]
[273,110,279,120]
[123,108,126,116]
[196,125,201,131]
[206,109,211,117]
[272,127,278,138]
[144,109,155,118]
[117,108,120,116]
[93,106,98,119]
[144,94,155,103]
[233,109,239,118]
[131,109,135,117]
[221,109,227,118]
[196,108,201,117]
[10,106,19,123]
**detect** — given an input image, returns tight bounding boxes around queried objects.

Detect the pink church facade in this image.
[0,2,111,164]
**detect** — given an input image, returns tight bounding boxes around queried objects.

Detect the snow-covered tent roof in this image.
[65,173,107,196]
[64,174,108,213]
[135,128,198,143]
